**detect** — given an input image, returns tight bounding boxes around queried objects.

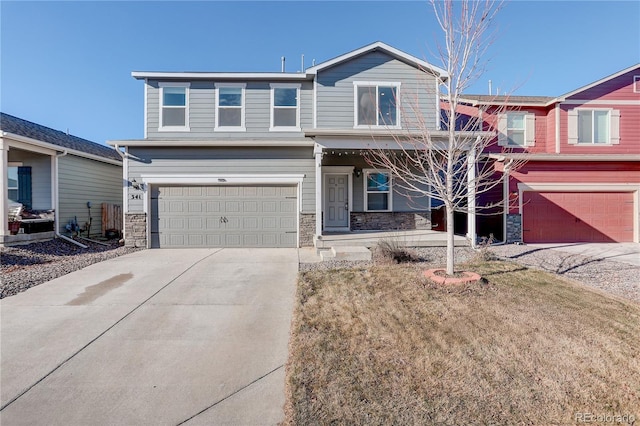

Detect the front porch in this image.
[1,142,57,247]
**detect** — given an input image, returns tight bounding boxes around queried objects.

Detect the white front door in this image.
[324,174,349,229]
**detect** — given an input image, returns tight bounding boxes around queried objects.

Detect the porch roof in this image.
[1,113,122,162]
[309,129,494,150]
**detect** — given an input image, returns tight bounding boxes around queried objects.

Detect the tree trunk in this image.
[446,205,455,275]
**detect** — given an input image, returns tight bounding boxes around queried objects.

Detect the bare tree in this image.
[365,0,523,275]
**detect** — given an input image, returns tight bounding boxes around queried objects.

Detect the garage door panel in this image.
[243,201,258,213]
[280,217,296,229]
[206,201,222,213]
[205,187,221,196]
[188,201,202,213]
[280,201,296,213]
[523,192,633,243]
[225,234,241,246]
[243,217,259,230]
[151,185,298,248]
[225,201,240,212]
[262,217,277,229]
[243,234,259,246]
[262,201,277,213]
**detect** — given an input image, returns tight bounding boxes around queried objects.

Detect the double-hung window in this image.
[159,82,189,131]
[7,166,18,201]
[354,82,400,128]
[270,84,300,131]
[506,113,525,146]
[568,108,620,145]
[578,110,609,144]
[215,83,245,131]
[364,169,392,211]
[497,112,535,147]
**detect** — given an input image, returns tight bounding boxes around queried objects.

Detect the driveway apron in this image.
[0,248,298,425]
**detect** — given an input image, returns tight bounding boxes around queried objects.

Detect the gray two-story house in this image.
[109,42,453,248]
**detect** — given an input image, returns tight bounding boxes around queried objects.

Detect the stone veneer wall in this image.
[506,214,522,243]
[124,213,147,248]
[299,213,315,247]
[350,212,431,231]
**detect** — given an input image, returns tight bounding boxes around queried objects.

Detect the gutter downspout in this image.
[54,150,87,248]
[113,145,127,242]
[493,158,515,246]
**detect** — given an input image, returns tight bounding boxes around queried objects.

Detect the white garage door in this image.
[151,185,298,248]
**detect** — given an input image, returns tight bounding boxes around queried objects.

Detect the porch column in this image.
[502,163,510,244]
[467,145,477,248]
[314,144,323,242]
[0,138,8,237]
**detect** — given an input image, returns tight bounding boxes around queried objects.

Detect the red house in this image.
[465,64,640,244]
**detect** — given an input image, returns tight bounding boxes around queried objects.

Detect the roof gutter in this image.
[484,153,640,162]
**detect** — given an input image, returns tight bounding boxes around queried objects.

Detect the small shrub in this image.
[474,233,496,262]
[376,238,419,264]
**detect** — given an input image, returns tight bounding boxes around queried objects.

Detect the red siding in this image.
[566,69,640,102]
[558,103,640,154]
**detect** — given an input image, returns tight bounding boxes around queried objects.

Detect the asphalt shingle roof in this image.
[0,113,121,162]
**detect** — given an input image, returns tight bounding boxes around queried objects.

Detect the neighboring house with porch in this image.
[110,41,491,249]
[1,113,123,246]
[466,63,640,243]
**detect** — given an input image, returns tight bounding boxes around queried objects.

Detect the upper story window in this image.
[634,76,640,93]
[354,82,401,128]
[568,108,620,145]
[364,169,392,212]
[159,82,189,131]
[215,83,246,131]
[579,110,609,144]
[497,112,535,147]
[270,83,300,131]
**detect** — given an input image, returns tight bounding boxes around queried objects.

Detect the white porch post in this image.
[503,164,510,243]
[314,144,323,242]
[0,138,8,237]
[467,146,477,248]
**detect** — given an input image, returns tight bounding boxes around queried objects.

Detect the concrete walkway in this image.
[0,248,298,425]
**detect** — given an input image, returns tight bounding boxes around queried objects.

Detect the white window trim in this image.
[215,83,246,132]
[634,76,640,93]
[506,112,526,147]
[498,112,535,147]
[270,83,301,132]
[576,108,612,145]
[353,81,401,129]
[158,82,190,132]
[363,168,393,212]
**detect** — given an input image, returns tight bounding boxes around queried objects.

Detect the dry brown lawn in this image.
[283,261,640,425]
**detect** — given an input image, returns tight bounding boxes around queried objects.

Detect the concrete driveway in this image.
[0,248,299,425]
[525,242,640,267]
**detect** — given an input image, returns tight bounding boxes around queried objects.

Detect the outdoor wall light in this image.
[354,168,362,178]
[131,179,143,190]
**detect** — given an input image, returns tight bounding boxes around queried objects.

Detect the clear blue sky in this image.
[2,1,639,145]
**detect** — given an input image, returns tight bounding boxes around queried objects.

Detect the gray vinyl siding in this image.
[127,146,315,213]
[316,51,439,130]
[146,80,313,139]
[8,150,52,210]
[58,155,122,236]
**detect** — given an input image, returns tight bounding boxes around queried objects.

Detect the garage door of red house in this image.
[522,192,634,243]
